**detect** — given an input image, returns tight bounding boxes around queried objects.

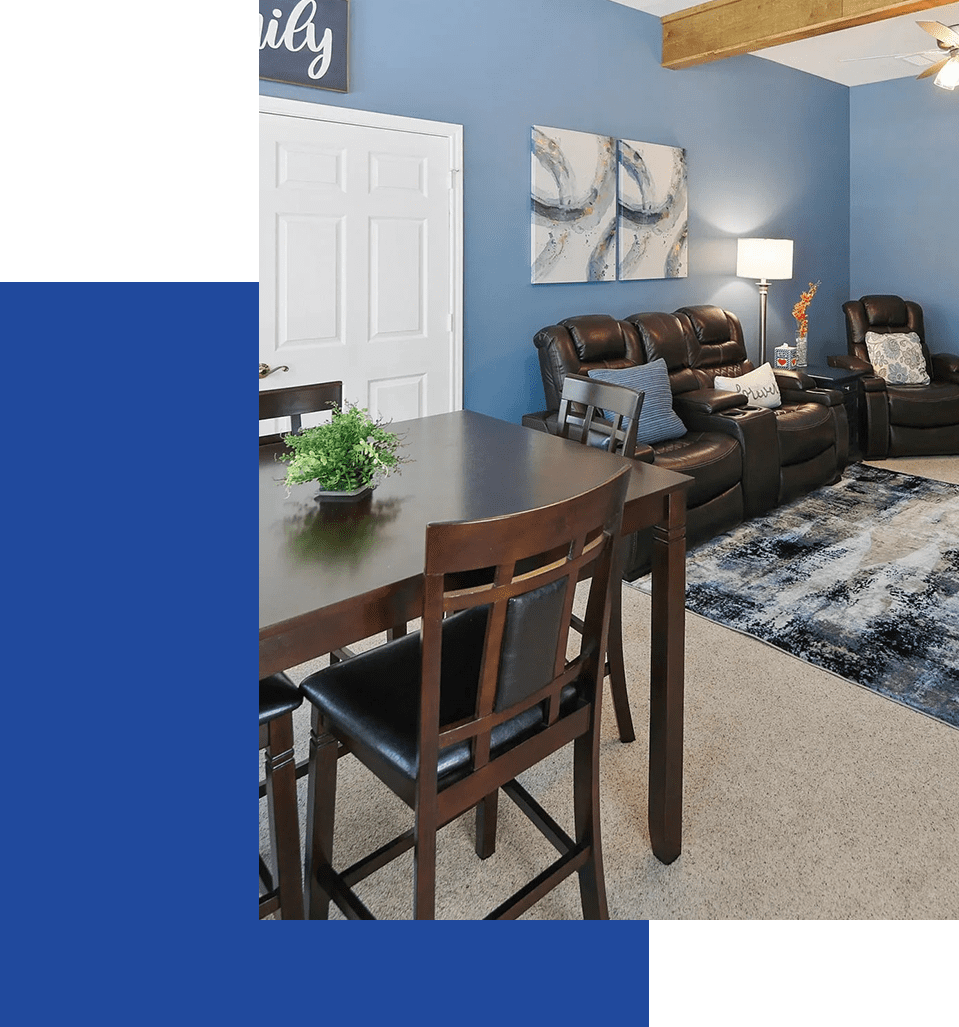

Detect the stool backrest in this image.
[557,373,641,458]
[259,381,343,443]
[418,465,630,800]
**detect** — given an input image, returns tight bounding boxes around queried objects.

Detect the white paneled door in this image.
[259,98,463,428]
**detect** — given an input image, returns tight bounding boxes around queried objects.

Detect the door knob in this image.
[259,363,289,378]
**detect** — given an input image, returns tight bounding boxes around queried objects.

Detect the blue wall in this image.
[850,76,959,353]
[260,0,851,422]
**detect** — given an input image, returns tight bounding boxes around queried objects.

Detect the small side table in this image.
[802,363,865,464]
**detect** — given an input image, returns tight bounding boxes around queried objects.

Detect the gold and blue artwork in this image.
[531,126,687,283]
[531,126,617,284]
[617,139,688,281]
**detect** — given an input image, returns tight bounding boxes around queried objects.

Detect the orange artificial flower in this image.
[792,280,820,338]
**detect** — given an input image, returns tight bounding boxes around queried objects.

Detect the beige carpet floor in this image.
[261,456,959,919]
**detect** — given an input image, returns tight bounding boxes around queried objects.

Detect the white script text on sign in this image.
[259,0,349,92]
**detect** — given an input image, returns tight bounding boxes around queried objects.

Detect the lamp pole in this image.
[758,278,770,365]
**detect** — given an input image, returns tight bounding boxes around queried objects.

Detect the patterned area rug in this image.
[629,463,959,729]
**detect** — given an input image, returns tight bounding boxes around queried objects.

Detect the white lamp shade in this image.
[736,238,794,280]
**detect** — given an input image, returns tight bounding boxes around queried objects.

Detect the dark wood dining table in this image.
[259,410,691,864]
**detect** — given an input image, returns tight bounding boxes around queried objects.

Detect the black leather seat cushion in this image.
[260,672,302,725]
[886,381,959,428]
[770,402,836,466]
[300,605,582,790]
[650,431,741,508]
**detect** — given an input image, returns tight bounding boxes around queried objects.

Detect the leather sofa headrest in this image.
[560,314,631,361]
[861,295,908,329]
[675,305,748,375]
[679,304,740,346]
[625,311,688,369]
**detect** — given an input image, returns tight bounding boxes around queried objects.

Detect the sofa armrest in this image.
[673,388,748,417]
[521,409,557,434]
[829,354,872,373]
[679,404,780,519]
[628,442,656,463]
[861,374,888,393]
[779,385,844,408]
[932,352,959,384]
[775,368,844,407]
[773,369,816,391]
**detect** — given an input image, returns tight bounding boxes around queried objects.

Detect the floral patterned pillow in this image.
[864,331,930,385]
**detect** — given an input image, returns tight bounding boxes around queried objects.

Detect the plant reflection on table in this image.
[283,495,402,568]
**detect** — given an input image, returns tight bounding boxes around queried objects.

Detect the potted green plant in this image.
[278,401,405,501]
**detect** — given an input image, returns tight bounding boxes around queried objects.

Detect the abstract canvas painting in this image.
[617,139,687,280]
[531,126,617,284]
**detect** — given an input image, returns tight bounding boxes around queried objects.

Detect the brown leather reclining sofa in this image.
[530,305,849,578]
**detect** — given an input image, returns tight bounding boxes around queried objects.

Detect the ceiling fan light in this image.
[933,57,959,89]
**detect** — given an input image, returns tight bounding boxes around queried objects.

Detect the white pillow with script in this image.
[714,362,782,409]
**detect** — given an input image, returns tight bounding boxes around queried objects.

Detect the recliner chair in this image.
[833,295,959,458]
[672,305,848,505]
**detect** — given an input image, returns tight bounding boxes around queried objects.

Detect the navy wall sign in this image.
[259,1,349,92]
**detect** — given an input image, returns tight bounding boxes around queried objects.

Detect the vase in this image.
[314,484,373,503]
[795,334,807,367]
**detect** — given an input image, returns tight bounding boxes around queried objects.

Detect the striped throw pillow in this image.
[588,359,686,444]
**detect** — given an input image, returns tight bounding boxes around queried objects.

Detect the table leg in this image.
[648,490,686,864]
[606,545,636,743]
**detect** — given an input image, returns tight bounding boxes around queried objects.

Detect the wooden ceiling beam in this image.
[661,0,946,70]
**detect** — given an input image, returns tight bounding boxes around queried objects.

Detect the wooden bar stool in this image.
[259,673,304,919]
[299,466,630,919]
[555,373,645,745]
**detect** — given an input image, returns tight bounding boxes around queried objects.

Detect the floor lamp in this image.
[736,238,793,366]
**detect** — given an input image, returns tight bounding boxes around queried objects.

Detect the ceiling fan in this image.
[840,20,959,90]
[914,20,959,88]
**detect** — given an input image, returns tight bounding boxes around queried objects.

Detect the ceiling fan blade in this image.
[916,20,959,49]
[840,49,934,63]
[916,55,950,80]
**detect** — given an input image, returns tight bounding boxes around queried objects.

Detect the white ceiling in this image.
[609,0,959,87]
